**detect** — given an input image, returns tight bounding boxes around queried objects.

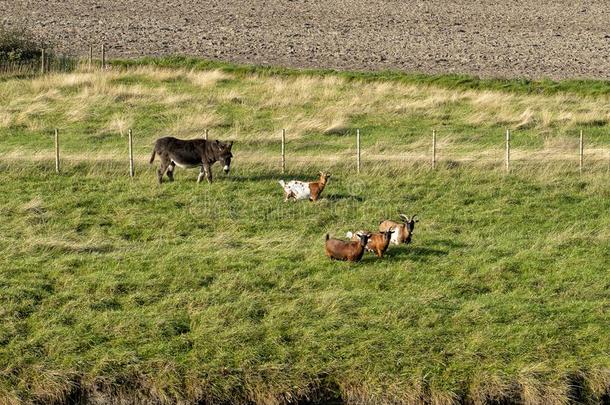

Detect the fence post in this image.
[128,129,134,177]
[101,44,106,69]
[281,129,286,174]
[432,129,437,169]
[88,45,93,70]
[54,129,60,173]
[505,129,511,173]
[41,48,45,74]
[579,130,584,174]
[356,128,361,174]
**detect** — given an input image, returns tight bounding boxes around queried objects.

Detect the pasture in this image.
[0,61,609,404]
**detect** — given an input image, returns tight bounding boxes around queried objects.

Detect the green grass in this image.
[0,62,609,404]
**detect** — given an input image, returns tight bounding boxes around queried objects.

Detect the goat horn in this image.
[399,214,409,221]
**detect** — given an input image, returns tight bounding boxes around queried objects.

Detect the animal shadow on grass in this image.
[324,193,364,202]
[383,238,467,262]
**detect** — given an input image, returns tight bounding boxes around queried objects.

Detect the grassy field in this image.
[0,61,609,404]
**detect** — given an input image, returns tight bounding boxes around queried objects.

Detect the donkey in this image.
[149,137,233,184]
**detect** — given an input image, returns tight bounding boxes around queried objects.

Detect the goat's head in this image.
[398,214,418,243]
[355,231,371,247]
[318,171,331,184]
[382,228,395,241]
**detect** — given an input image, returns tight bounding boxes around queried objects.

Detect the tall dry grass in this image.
[1,65,609,143]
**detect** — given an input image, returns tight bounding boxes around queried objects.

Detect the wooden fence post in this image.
[579,130,584,174]
[101,44,106,69]
[88,45,93,70]
[505,129,511,173]
[41,48,45,74]
[54,129,60,173]
[281,129,286,174]
[356,128,361,174]
[128,129,134,177]
[432,129,437,169]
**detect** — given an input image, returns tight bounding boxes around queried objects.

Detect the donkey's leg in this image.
[197,163,212,183]
[197,165,206,183]
[166,162,176,182]
[203,164,213,184]
[157,155,170,184]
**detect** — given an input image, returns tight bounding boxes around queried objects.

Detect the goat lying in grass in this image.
[325,232,370,262]
[346,229,395,258]
[278,172,331,201]
[379,214,418,245]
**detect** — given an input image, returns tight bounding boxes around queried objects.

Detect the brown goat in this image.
[347,229,395,258]
[379,214,418,245]
[325,232,371,262]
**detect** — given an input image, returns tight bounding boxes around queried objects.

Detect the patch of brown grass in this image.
[187,69,232,88]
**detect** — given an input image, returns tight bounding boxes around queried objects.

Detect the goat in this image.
[278,172,331,202]
[325,232,370,262]
[379,214,418,245]
[346,229,395,258]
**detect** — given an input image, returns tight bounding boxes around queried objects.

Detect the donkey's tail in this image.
[149,149,156,164]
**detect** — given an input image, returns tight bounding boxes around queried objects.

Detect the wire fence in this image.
[15,127,606,178]
[0,51,78,77]
[0,43,109,77]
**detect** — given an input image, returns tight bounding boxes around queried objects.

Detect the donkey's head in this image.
[215,140,234,174]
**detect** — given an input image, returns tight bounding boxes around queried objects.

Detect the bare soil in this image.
[2,1,609,79]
